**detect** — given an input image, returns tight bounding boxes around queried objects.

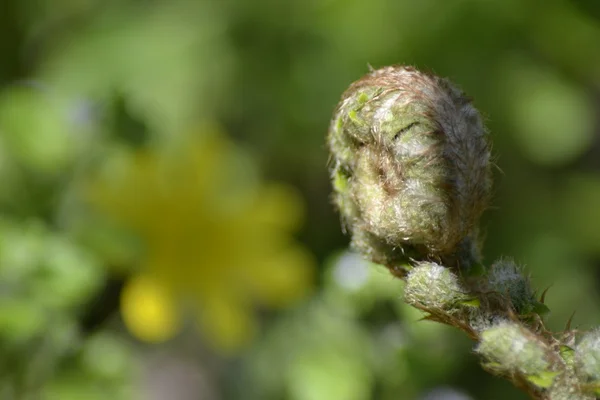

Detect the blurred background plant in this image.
[1,0,600,399]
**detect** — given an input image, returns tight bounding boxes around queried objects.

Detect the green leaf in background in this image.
[0,86,76,173]
[80,332,137,382]
[287,347,372,400]
[0,299,46,342]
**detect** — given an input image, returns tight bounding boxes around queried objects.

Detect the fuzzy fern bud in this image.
[477,322,551,382]
[487,258,538,315]
[328,66,492,269]
[404,261,468,310]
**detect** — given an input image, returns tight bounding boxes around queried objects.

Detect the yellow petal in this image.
[196,293,256,353]
[247,246,314,307]
[120,275,180,343]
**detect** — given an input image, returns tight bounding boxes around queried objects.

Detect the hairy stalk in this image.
[327,65,600,399]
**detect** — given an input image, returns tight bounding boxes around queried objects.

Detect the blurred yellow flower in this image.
[87,127,314,352]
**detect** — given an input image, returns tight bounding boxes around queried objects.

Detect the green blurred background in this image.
[1,0,600,399]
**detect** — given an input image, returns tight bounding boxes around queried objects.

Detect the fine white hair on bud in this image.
[467,309,505,334]
[487,258,536,314]
[328,65,492,269]
[575,329,600,382]
[404,261,467,310]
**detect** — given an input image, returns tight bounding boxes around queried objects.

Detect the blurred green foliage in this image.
[1,0,600,399]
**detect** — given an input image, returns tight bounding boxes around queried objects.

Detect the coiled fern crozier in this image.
[327,65,600,400]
